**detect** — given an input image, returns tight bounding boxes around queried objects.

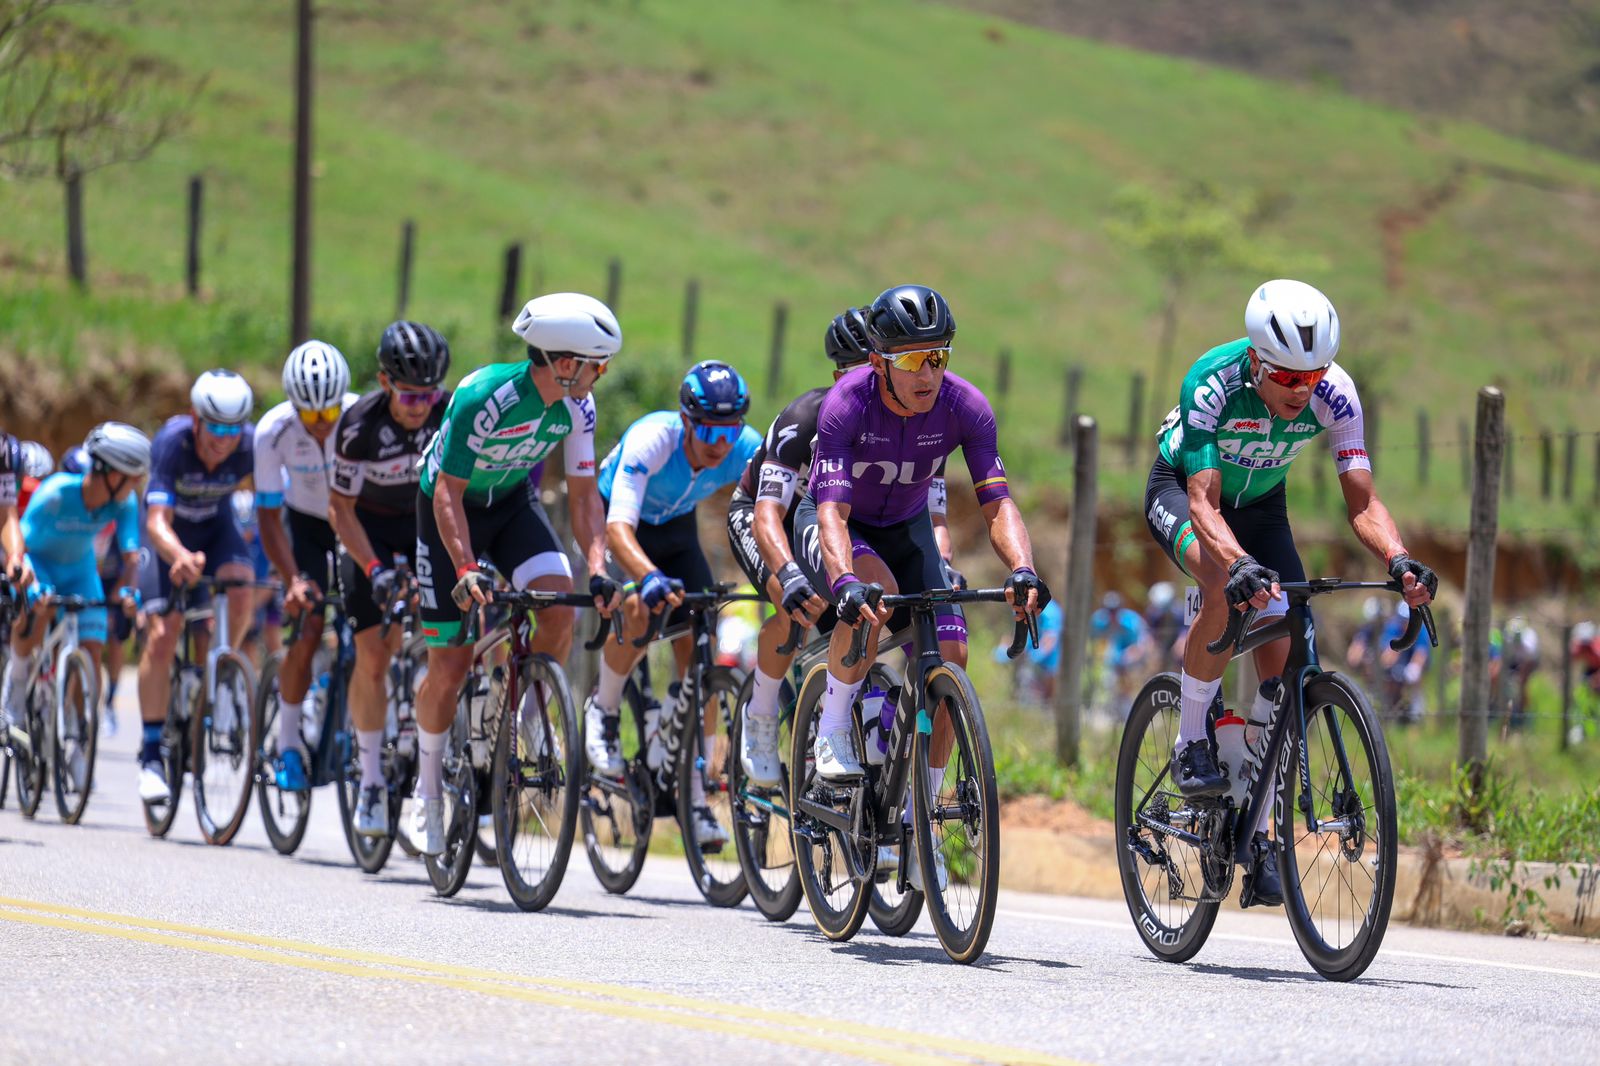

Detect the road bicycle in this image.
[142,578,263,845]
[791,585,1036,964]
[581,583,756,907]
[0,583,104,824]
[1115,578,1435,982]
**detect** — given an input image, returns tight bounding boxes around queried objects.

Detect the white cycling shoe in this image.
[739,711,782,787]
[584,697,623,777]
[813,730,865,783]
[690,805,730,850]
[137,761,171,804]
[907,847,949,894]
[355,785,389,838]
[412,797,446,856]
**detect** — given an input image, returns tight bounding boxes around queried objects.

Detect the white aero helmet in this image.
[512,292,622,361]
[191,369,255,425]
[18,440,53,479]
[1245,279,1340,372]
[283,339,351,411]
[85,422,153,476]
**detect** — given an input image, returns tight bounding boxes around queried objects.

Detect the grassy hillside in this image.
[4,0,1600,539]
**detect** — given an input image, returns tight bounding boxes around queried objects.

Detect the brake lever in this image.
[840,585,883,668]
[1006,610,1039,660]
[776,619,803,656]
[1205,605,1256,656]
[632,607,666,648]
[584,614,612,652]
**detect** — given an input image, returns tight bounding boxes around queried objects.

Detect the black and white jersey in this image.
[0,431,20,508]
[330,388,448,516]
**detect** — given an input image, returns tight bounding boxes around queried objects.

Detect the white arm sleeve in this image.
[253,408,287,505]
[755,461,799,510]
[563,396,598,479]
[1311,365,1372,476]
[605,420,675,527]
[928,476,948,517]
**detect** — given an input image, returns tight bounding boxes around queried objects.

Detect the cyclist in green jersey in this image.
[409,292,624,855]
[1144,279,1438,907]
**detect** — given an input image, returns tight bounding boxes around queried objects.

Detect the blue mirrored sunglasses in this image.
[203,421,245,438]
[691,421,742,445]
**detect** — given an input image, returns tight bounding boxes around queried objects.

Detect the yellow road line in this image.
[0,897,1087,1066]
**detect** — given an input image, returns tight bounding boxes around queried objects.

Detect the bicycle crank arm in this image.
[1137,813,1203,849]
[794,794,854,835]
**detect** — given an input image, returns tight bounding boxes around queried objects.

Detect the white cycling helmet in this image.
[230,489,256,528]
[283,340,350,411]
[85,422,153,477]
[1245,279,1340,372]
[512,293,622,360]
[191,369,255,425]
[18,440,53,480]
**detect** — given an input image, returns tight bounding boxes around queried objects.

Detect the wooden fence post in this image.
[1125,372,1144,467]
[1055,416,1097,768]
[681,277,699,361]
[765,301,788,401]
[1417,408,1429,486]
[1541,430,1554,500]
[185,175,203,298]
[1459,387,1505,786]
[606,257,622,312]
[996,348,1012,409]
[1433,605,1450,721]
[1563,429,1577,502]
[497,242,522,320]
[1560,623,1575,752]
[1059,366,1082,447]
[395,220,415,318]
[65,169,87,289]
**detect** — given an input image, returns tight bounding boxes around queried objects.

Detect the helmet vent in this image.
[1268,316,1290,352]
[1297,324,1315,353]
[590,315,617,338]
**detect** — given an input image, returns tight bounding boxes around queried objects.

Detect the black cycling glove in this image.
[1004,567,1050,611]
[589,573,621,605]
[836,580,877,627]
[1387,552,1438,599]
[1225,555,1278,609]
[775,562,817,616]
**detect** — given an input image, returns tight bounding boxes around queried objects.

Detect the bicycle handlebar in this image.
[840,585,1040,668]
[1204,578,1439,657]
[629,586,764,649]
[447,587,622,649]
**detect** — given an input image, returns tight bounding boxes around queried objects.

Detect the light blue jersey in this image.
[20,472,139,644]
[597,411,762,526]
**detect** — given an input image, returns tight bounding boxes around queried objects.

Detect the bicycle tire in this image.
[142,665,193,838]
[582,678,655,894]
[424,695,476,897]
[51,648,100,824]
[911,663,999,964]
[253,655,312,855]
[337,728,396,874]
[1279,673,1397,983]
[729,672,802,923]
[674,665,749,908]
[390,637,427,859]
[1114,672,1221,964]
[13,696,45,820]
[192,650,257,846]
[790,663,870,942]
[492,654,581,912]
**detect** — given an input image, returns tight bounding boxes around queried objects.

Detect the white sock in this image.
[358,729,384,789]
[747,667,784,721]
[418,726,447,799]
[905,765,948,823]
[279,698,304,753]
[595,660,627,712]
[1255,770,1278,834]
[1177,671,1222,749]
[818,671,863,738]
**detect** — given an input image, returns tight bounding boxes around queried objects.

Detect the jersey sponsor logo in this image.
[773,423,800,453]
[1337,447,1368,461]
[1222,418,1268,433]
[1220,437,1311,469]
[491,419,539,439]
[1313,378,1357,422]
[576,396,597,433]
[340,423,362,451]
[379,424,397,446]
[1147,497,1177,539]
[858,431,892,446]
[1187,372,1229,433]
[1286,421,1318,434]
[851,458,939,486]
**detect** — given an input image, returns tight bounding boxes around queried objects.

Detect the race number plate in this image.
[1185,585,1202,626]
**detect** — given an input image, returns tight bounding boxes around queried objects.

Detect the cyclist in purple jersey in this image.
[801,285,1050,892]
[134,369,258,803]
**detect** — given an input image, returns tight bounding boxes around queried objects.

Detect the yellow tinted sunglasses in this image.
[884,346,952,373]
[297,404,342,426]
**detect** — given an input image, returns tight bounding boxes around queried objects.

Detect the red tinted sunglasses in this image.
[1260,362,1328,390]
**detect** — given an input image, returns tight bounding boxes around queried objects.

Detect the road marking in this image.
[997,907,1600,981]
[0,897,1088,1066]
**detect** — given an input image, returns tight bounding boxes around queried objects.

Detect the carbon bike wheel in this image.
[142,666,194,838]
[253,655,312,855]
[336,725,396,874]
[13,690,46,820]
[729,672,802,923]
[192,651,257,846]
[1114,672,1220,964]
[425,697,476,897]
[490,655,581,911]
[790,663,870,942]
[582,679,655,894]
[911,663,999,964]
[869,875,925,937]
[1279,673,1398,983]
[51,648,100,824]
[675,665,749,908]
[391,637,427,859]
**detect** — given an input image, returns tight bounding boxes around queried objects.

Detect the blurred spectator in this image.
[1090,591,1152,706]
[1142,580,1187,673]
[1377,602,1429,723]
[992,597,1062,705]
[1497,616,1539,729]
[1346,596,1385,676]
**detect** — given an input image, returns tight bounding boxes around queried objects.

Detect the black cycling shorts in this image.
[287,507,339,594]
[415,479,569,646]
[727,487,836,635]
[792,494,965,643]
[1144,454,1306,587]
[603,502,713,632]
[339,509,417,634]
[138,514,253,616]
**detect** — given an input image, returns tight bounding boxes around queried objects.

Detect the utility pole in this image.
[290,0,315,346]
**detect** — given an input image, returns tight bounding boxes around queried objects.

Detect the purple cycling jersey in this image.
[811,367,1009,526]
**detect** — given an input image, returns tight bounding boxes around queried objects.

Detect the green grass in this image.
[5,0,1600,534]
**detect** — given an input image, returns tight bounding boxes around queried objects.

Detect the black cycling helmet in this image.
[378,320,451,387]
[864,285,956,350]
[679,360,751,421]
[825,307,871,369]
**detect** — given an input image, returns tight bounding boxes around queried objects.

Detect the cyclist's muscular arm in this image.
[0,505,21,568]
[431,473,479,578]
[328,490,379,574]
[256,504,298,584]
[1185,469,1249,569]
[568,475,609,578]
[144,504,189,566]
[753,497,795,573]
[1338,468,1406,564]
[979,497,1034,574]
[605,520,656,583]
[816,500,856,586]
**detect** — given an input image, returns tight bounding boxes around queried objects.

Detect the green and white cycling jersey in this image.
[419,360,597,507]
[1156,338,1371,508]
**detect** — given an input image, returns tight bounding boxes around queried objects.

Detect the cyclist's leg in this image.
[205,514,258,657]
[725,493,808,728]
[343,516,410,789]
[490,484,575,662]
[276,508,338,754]
[135,539,183,750]
[2,555,51,729]
[412,490,481,806]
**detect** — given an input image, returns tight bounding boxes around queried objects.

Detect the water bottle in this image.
[860,686,887,765]
[1213,712,1250,807]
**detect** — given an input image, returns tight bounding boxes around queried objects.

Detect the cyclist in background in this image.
[1144,278,1437,907]
[61,444,140,732]
[588,360,763,848]
[328,320,451,837]
[1090,591,1153,705]
[15,440,53,514]
[253,340,356,792]
[136,369,258,804]
[0,431,28,592]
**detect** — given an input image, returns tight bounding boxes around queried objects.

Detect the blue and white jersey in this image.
[21,472,140,565]
[0,431,19,508]
[597,411,762,526]
[253,395,357,519]
[146,414,256,525]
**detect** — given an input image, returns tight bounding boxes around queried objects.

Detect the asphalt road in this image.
[3,681,1598,1065]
